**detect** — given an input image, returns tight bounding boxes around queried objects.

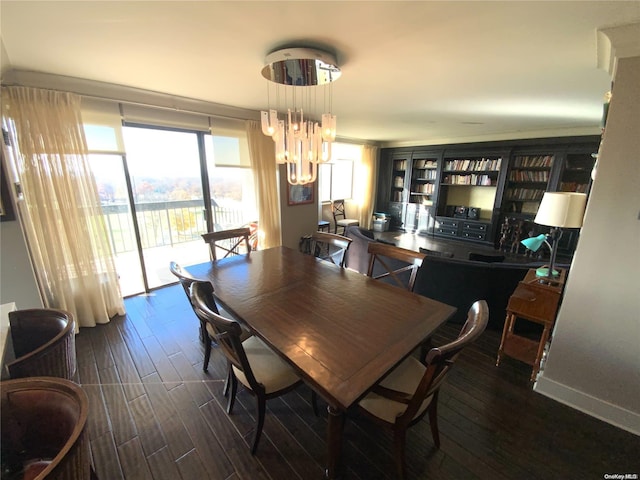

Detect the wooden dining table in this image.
[187,246,456,479]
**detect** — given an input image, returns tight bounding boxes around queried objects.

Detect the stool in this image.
[318,220,330,232]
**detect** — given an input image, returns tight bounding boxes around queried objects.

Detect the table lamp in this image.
[520,192,587,279]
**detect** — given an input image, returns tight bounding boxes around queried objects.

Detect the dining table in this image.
[187,246,457,479]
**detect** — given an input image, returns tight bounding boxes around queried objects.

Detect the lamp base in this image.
[535,266,559,277]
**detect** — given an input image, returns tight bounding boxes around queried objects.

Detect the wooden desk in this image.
[496,268,566,381]
[188,246,456,479]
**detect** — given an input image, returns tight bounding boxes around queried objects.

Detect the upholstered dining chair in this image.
[169,261,219,370]
[367,242,427,291]
[202,227,252,261]
[190,280,307,454]
[331,199,359,234]
[305,231,353,268]
[356,300,489,479]
[6,308,77,381]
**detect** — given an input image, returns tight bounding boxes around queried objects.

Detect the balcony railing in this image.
[101,199,245,254]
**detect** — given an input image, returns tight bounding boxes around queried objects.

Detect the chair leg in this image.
[251,395,266,455]
[223,364,231,397]
[393,429,407,480]
[203,339,212,372]
[428,391,441,448]
[226,372,238,414]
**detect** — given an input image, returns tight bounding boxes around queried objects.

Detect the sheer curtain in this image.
[2,86,125,328]
[355,145,379,229]
[245,120,282,249]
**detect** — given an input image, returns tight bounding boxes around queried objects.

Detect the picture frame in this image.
[287,183,314,206]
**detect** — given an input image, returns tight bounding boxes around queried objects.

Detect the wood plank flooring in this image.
[76,284,639,480]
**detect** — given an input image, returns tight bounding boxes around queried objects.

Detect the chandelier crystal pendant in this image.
[260,47,341,185]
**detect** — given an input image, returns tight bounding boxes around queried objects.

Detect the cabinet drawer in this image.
[462,231,486,240]
[436,217,459,229]
[462,221,489,232]
[436,227,458,237]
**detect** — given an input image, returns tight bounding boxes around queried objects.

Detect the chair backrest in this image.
[366,242,426,291]
[7,309,76,380]
[331,199,347,222]
[169,261,220,314]
[202,227,252,261]
[190,281,261,390]
[401,300,489,425]
[468,252,505,263]
[305,232,353,268]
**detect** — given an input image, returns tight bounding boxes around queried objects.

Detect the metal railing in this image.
[101,199,245,254]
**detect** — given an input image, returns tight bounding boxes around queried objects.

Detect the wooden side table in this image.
[496,268,566,381]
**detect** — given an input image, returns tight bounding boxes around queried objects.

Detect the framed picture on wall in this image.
[287,183,314,206]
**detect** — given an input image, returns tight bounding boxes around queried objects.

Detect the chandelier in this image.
[260,47,341,185]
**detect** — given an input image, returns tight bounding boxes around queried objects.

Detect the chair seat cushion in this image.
[233,336,300,394]
[337,219,359,226]
[358,356,433,424]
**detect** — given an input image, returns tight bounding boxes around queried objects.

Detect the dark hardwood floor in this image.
[76,284,639,480]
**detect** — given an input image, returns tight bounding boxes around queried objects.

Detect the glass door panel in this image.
[89,153,145,296]
[123,126,210,289]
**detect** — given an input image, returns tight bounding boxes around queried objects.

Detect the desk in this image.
[188,246,456,479]
[496,268,566,381]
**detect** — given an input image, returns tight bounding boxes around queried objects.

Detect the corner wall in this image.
[534,56,640,435]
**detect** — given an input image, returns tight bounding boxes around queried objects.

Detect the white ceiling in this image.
[1,1,639,146]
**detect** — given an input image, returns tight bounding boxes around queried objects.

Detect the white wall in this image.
[534,56,640,435]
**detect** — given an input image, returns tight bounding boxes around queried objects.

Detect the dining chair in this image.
[305,231,353,268]
[356,300,489,479]
[367,242,427,291]
[331,199,359,234]
[190,280,306,454]
[169,261,221,371]
[202,227,252,261]
[6,308,77,381]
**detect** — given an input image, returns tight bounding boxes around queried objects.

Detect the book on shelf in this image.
[444,157,502,171]
[513,155,554,168]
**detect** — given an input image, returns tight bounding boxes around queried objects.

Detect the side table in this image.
[496,268,566,381]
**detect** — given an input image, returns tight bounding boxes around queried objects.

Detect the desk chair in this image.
[367,242,426,292]
[202,227,252,261]
[304,232,353,268]
[331,199,359,234]
[357,300,489,479]
[191,281,306,454]
[7,309,76,381]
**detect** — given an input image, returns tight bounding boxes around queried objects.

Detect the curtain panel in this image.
[245,120,281,249]
[2,86,125,328]
[356,145,379,229]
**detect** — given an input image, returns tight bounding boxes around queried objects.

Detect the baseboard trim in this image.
[534,375,640,436]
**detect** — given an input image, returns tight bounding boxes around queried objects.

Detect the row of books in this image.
[411,183,435,194]
[392,191,404,202]
[444,158,502,171]
[393,176,405,188]
[412,159,438,169]
[513,155,554,167]
[412,170,437,180]
[504,188,545,200]
[393,160,408,171]
[442,174,496,186]
[509,170,549,182]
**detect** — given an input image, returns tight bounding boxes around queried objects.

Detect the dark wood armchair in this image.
[190,281,305,454]
[305,231,353,268]
[356,300,489,479]
[367,242,426,291]
[6,308,76,381]
[201,227,252,261]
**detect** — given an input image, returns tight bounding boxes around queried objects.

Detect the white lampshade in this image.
[534,192,587,228]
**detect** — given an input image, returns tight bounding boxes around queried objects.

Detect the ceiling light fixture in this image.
[260,47,341,185]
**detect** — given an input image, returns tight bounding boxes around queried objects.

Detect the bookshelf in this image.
[502,154,554,216]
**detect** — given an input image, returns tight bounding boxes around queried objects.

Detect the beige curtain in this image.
[245,120,282,248]
[355,145,379,229]
[2,86,125,328]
